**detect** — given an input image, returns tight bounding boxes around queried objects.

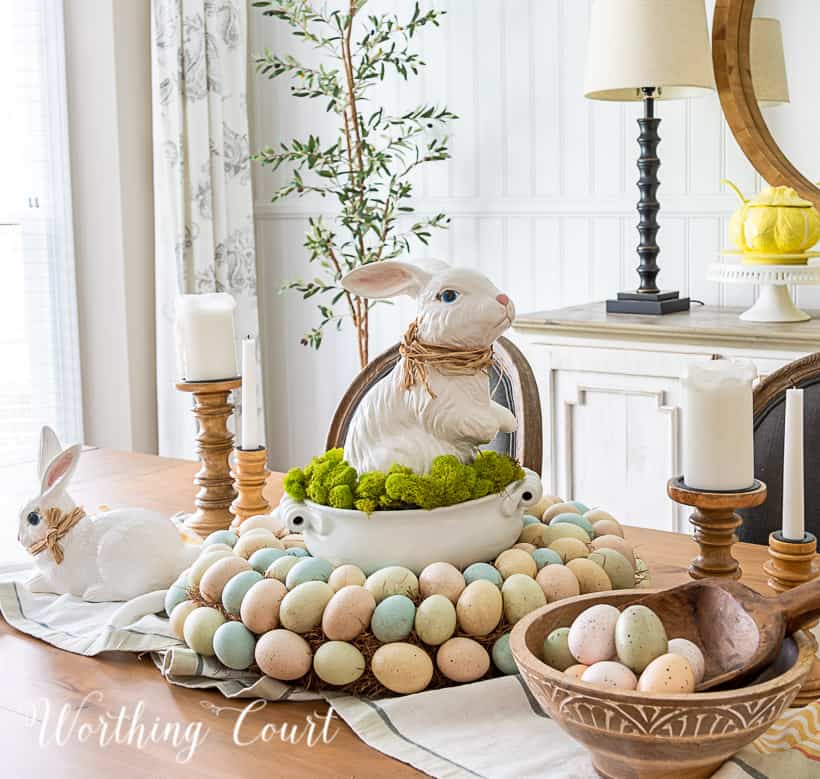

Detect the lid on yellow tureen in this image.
[748,185,814,208]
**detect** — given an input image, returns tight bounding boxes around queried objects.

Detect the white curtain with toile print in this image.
[150,0,260,458]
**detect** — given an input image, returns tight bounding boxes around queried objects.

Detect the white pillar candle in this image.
[682,359,757,491]
[175,293,238,381]
[240,336,262,450]
[782,388,805,541]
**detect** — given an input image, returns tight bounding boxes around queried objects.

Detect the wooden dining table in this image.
[0,448,783,778]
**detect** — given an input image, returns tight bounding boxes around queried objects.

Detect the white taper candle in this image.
[240,336,261,450]
[782,388,805,541]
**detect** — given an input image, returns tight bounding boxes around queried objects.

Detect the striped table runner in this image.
[2,569,819,778]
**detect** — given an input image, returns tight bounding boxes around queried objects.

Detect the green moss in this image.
[284,448,525,512]
[283,467,307,501]
[354,471,386,513]
[329,484,355,509]
[473,450,525,492]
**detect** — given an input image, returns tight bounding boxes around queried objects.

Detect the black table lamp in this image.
[584,0,714,315]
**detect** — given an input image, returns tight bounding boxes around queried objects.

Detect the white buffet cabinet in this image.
[512,303,820,533]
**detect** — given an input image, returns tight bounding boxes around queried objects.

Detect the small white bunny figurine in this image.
[19,427,198,602]
[340,259,518,474]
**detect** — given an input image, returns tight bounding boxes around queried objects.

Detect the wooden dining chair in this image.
[738,353,820,544]
[325,336,543,474]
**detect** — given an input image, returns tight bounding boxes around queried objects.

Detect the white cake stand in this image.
[707,262,820,322]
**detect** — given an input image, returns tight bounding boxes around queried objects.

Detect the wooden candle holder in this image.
[230,446,271,529]
[764,531,818,593]
[667,477,767,581]
[176,377,242,537]
[763,532,820,707]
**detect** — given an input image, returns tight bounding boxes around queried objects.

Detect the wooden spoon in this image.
[625,577,820,691]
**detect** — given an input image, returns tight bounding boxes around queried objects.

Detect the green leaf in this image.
[254,0,454,357]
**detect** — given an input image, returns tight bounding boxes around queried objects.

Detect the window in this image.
[0,0,83,470]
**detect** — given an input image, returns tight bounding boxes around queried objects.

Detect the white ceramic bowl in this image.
[280,469,543,573]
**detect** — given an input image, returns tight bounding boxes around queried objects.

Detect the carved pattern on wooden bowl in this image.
[521,665,802,739]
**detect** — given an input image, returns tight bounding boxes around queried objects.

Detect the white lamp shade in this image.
[585,0,715,101]
[750,18,790,107]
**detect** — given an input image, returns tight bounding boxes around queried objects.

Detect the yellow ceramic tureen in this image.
[725,180,820,263]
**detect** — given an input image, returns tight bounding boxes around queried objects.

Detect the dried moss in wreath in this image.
[284,449,525,512]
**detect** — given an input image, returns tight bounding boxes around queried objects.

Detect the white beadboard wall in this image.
[248,0,808,471]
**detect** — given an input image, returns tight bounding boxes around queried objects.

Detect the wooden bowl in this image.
[510,589,816,779]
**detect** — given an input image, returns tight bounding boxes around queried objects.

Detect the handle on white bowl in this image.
[500,469,543,517]
[280,500,329,536]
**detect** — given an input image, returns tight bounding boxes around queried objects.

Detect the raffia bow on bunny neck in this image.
[27,506,86,564]
[399,320,495,399]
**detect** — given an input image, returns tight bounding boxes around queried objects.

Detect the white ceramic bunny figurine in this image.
[341,259,517,474]
[19,427,198,603]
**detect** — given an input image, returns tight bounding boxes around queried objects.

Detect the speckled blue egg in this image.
[463,562,503,588]
[521,514,540,527]
[222,570,263,615]
[492,633,518,675]
[289,547,310,558]
[532,548,563,570]
[249,547,289,574]
[203,530,238,548]
[371,595,416,643]
[570,501,590,514]
[285,557,333,589]
[164,580,190,615]
[213,621,257,670]
[551,513,594,538]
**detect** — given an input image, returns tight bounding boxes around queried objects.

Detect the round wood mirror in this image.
[713,0,820,210]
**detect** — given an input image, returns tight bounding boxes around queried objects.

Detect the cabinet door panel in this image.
[555,373,682,532]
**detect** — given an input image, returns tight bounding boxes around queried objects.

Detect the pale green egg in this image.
[543,627,575,671]
[313,641,366,686]
[532,548,563,570]
[414,594,457,646]
[615,605,668,673]
[189,548,233,586]
[285,557,333,589]
[267,555,300,582]
[183,607,226,656]
[588,548,635,589]
[365,566,419,602]
[501,573,546,624]
[570,501,590,513]
[222,570,263,615]
[463,562,503,588]
[213,621,256,670]
[371,595,416,643]
[492,632,518,675]
[199,543,234,555]
[249,547,289,574]
[164,579,190,615]
[542,522,591,546]
[203,530,237,548]
[551,513,594,539]
[521,514,540,527]
[278,581,334,633]
[289,547,310,558]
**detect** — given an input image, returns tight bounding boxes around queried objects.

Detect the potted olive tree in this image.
[254,0,455,367]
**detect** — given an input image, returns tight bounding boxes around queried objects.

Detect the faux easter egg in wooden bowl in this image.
[510,589,815,779]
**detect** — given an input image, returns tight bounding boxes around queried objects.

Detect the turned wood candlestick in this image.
[667,477,767,580]
[230,446,271,529]
[763,532,820,707]
[764,531,818,593]
[176,377,242,537]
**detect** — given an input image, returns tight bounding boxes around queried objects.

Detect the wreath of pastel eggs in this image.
[167,496,644,695]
